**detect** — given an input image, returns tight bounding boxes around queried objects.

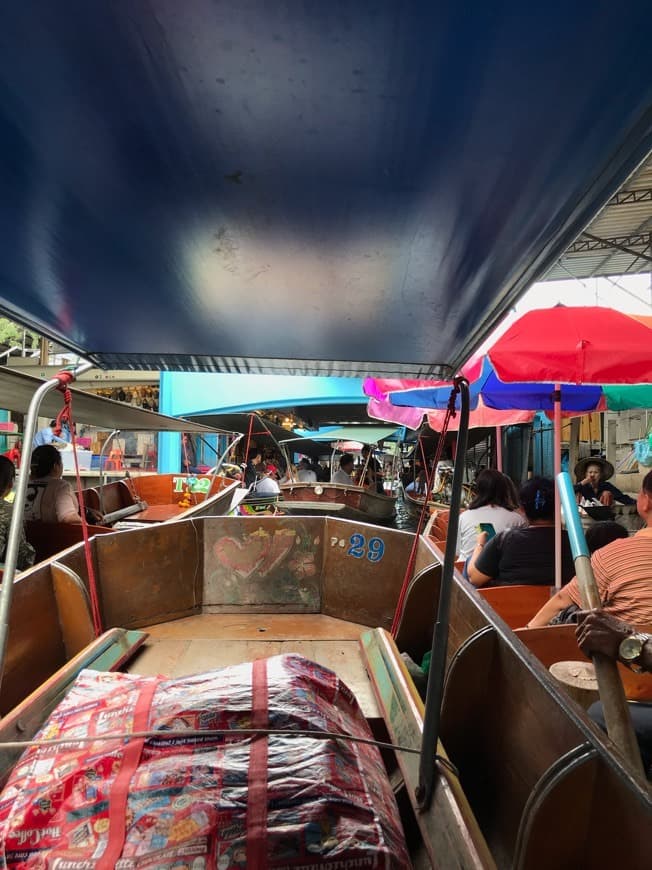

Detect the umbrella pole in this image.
[495,425,503,471]
[554,386,562,590]
[557,473,646,785]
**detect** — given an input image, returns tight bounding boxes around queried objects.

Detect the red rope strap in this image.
[391,382,460,637]
[54,372,103,636]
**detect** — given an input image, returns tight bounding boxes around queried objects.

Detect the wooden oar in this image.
[557,472,647,784]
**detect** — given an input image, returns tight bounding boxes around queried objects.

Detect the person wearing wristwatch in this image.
[575,609,652,777]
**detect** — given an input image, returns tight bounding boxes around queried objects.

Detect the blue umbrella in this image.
[387,356,605,412]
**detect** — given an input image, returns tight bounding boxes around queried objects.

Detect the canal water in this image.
[392,494,418,532]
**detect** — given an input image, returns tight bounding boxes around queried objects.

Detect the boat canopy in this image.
[0,3,650,376]
[295,425,401,444]
[0,366,226,434]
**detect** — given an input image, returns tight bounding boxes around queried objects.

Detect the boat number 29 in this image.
[347,533,385,563]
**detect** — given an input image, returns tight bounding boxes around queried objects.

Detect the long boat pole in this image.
[557,472,646,784]
[417,378,470,808]
[0,362,94,692]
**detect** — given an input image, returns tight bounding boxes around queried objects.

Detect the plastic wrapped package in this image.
[0,654,411,868]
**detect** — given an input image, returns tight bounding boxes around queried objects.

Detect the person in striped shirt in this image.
[528,469,652,628]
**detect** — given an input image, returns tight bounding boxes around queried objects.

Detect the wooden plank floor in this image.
[127,613,379,718]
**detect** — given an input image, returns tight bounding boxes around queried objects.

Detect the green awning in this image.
[604,384,652,411]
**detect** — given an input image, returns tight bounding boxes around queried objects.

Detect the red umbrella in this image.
[487,305,652,589]
[488,306,652,385]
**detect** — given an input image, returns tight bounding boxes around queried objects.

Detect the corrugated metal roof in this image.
[546,152,652,280]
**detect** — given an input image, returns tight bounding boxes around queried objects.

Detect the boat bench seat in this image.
[25,520,113,563]
[478,584,554,629]
[517,623,652,703]
[424,509,450,543]
[82,480,137,516]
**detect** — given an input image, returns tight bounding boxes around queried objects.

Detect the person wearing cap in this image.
[573,456,635,506]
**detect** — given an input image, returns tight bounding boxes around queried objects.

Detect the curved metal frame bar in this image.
[0,362,94,690]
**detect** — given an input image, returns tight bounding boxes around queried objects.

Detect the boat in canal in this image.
[0,1,649,866]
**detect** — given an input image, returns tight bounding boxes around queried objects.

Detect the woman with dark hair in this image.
[24,445,82,524]
[467,476,574,587]
[0,455,34,570]
[456,468,525,561]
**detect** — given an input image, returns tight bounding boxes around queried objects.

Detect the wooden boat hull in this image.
[280,481,397,522]
[1,518,649,867]
[84,472,243,524]
[401,483,449,519]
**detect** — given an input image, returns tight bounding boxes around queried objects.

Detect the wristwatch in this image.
[618,632,650,672]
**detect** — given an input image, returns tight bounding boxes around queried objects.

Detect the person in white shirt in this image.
[456,468,526,561]
[332,453,355,485]
[251,471,280,495]
[296,457,317,483]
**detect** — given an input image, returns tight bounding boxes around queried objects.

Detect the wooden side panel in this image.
[321,518,416,630]
[25,521,113,563]
[51,562,95,657]
[280,483,365,511]
[81,481,134,514]
[202,516,323,611]
[0,565,66,715]
[361,628,495,869]
[92,521,203,628]
[441,629,588,865]
[133,473,231,505]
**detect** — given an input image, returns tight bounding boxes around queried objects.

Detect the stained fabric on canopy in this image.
[0,5,650,375]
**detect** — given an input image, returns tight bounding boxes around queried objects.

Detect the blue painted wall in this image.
[158,373,365,471]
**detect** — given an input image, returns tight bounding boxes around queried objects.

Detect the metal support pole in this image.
[553,387,562,590]
[417,379,470,809]
[0,362,94,691]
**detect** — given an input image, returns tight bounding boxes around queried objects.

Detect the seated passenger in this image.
[456,468,526,562]
[296,457,317,483]
[549,521,629,624]
[528,470,652,628]
[574,456,635,506]
[360,445,384,494]
[251,470,281,496]
[332,453,355,485]
[24,445,83,524]
[0,455,35,570]
[467,476,574,587]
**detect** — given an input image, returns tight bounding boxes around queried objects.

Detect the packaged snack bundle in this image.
[0,654,410,869]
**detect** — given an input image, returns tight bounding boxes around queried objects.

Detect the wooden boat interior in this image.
[83,472,242,524]
[22,473,243,563]
[1,517,649,866]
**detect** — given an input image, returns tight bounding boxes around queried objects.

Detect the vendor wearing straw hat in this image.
[574,456,635,507]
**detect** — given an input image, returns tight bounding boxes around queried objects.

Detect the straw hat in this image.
[574,456,615,482]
